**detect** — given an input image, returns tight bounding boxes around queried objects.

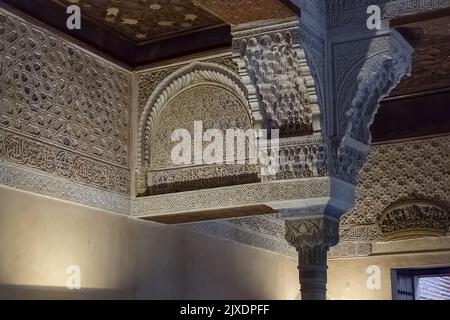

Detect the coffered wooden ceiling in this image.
[59,0,224,42]
[391,11,450,96]
[193,0,296,25]
[1,0,233,66]
[1,0,296,66]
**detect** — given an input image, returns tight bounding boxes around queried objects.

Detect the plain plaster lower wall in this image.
[0,185,139,299]
[1,185,449,300]
[178,230,299,300]
[0,185,298,300]
[133,227,299,300]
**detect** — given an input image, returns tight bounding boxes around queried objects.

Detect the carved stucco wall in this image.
[1,1,448,232]
[0,9,131,200]
[334,134,450,256]
[341,136,450,233]
[185,134,450,258]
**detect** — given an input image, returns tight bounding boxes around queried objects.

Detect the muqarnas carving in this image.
[231,20,327,183]
[232,19,321,137]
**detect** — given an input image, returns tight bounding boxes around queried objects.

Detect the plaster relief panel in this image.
[0,9,131,195]
[137,61,259,196]
[339,135,450,246]
[147,84,259,194]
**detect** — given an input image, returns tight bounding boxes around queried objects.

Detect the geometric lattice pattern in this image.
[0,10,130,167]
[340,135,450,241]
[0,9,131,195]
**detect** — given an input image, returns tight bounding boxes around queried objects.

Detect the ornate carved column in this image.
[285,216,339,300]
[226,3,412,300]
[193,0,416,300]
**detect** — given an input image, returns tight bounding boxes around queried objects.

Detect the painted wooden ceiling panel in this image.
[392,15,450,95]
[59,0,224,41]
[193,0,295,25]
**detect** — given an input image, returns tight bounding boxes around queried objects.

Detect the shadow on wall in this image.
[0,284,132,300]
[178,228,299,300]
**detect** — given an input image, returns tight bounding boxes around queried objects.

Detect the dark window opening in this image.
[392,266,450,300]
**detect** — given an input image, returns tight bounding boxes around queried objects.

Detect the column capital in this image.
[284,215,339,300]
[285,216,339,262]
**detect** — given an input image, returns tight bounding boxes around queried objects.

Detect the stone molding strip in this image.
[131,177,354,217]
[0,161,130,215]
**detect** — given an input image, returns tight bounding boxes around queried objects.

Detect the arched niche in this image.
[377,199,449,241]
[137,62,261,196]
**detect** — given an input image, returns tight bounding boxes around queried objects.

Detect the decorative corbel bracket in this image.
[333,30,414,184]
